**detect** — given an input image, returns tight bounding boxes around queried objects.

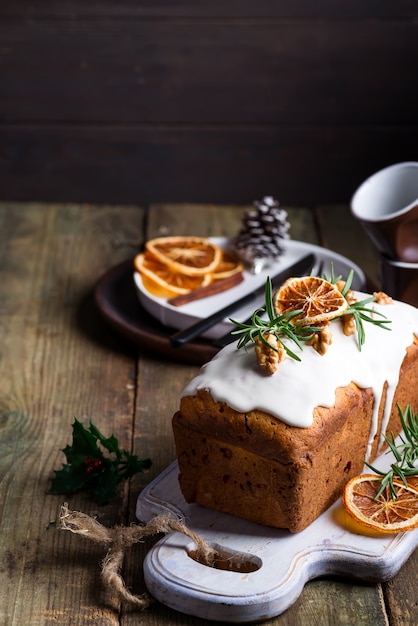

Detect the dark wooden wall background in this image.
[1,1,417,206]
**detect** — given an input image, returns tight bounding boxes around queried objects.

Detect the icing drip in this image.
[181,294,418,460]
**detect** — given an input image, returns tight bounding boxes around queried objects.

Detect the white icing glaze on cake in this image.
[181,293,418,458]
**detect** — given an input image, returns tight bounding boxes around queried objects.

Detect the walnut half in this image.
[373,291,393,305]
[255,332,286,375]
[306,322,333,355]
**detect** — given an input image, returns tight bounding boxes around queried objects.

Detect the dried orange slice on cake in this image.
[342,474,418,534]
[145,236,222,276]
[134,252,212,298]
[274,276,348,324]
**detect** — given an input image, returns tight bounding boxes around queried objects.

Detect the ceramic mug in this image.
[351,162,418,263]
[380,255,418,308]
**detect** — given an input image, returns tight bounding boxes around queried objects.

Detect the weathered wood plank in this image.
[286,206,321,245]
[146,202,245,239]
[0,202,145,625]
[1,0,417,19]
[383,549,418,626]
[1,20,416,126]
[0,126,415,205]
[286,579,388,625]
[1,3,417,206]
[145,203,320,244]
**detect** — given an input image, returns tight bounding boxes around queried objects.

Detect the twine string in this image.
[59,503,216,610]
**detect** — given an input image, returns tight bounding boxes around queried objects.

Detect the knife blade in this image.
[169,252,316,347]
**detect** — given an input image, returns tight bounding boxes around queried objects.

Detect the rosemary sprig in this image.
[364,405,418,499]
[321,263,343,285]
[326,268,392,349]
[342,296,391,348]
[229,276,320,361]
[231,267,392,361]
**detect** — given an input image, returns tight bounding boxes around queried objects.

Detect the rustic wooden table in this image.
[0,202,416,625]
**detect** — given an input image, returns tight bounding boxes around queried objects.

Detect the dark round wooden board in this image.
[94,260,218,365]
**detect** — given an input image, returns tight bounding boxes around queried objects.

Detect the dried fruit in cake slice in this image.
[145,236,222,276]
[274,276,349,325]
[342,474,418,533]
[134,252,212,297]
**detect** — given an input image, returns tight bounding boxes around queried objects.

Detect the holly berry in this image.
[84,457,103,473]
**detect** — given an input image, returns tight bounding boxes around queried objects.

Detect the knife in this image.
[169,252,316,347]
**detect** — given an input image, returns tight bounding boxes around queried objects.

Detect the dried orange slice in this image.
[213,251,244,280]
[145,236,222,276]
[342,474,418,534]
[407,476,418,490]
[274,276,348,324]
[134,252,212,297]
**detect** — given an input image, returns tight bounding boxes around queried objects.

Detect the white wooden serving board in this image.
[136,458,418,623]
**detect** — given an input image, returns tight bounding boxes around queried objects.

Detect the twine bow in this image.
[59,503,215,611]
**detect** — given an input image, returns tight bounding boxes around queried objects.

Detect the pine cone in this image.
[234,196,290,273]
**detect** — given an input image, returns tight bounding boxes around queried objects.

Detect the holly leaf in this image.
[88,422,121,457]
[122,452,151,478]
[91,463,120,505]
[49,463,89,494]
[49,419,152,504]
[62,419,103,465]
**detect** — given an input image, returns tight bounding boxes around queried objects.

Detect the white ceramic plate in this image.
[134,239,366,340]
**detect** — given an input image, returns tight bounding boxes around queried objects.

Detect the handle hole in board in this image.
[187,542,262,573]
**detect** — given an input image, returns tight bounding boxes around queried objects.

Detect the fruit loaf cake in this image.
[172,285,418,533]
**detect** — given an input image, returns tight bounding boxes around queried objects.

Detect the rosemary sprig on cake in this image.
[325,268,392,349]
[342,405,418,533]
[230,268,392,374]
[230,276,319,362]
[364,404,418,499]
